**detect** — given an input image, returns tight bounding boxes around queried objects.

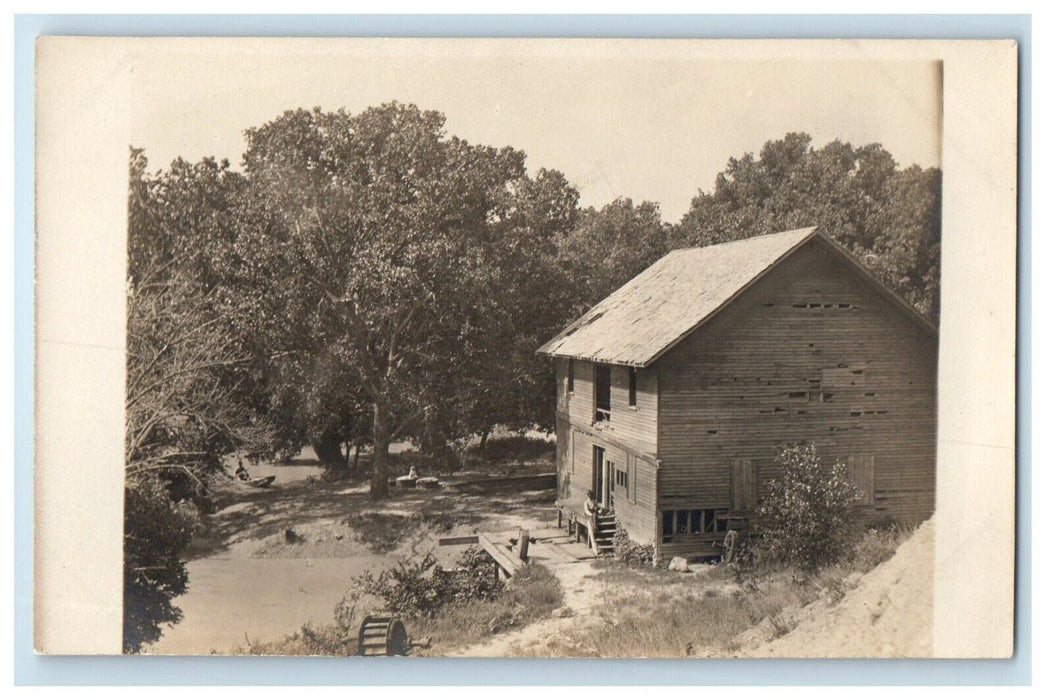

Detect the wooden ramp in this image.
[439,527,596,576]
[439,530,526,578]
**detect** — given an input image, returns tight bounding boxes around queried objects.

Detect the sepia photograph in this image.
[31,36,1019,664]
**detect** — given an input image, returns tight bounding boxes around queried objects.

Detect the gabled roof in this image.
[538,226,936,368]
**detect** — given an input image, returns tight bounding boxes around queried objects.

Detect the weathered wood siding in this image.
[555,358,659,545]
[655,238,937,557]
[557,424,658,545]
[556,357,658,456]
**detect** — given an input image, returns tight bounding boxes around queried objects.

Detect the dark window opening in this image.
[615,468,628,489]
[662,508,730,541]
[567,360,575,393]
[661,511,674,543]
[628,367,638,407]
[676,510,689,535]
[594,364,611,422]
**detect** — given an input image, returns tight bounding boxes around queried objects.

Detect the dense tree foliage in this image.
[226,104,578,495]
[555,197,672,309]
[124,150,270,651]
[675,133,941,319]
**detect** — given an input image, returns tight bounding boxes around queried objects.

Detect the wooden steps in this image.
[593,514,617,555]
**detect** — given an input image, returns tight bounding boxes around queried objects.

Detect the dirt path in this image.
[449,548,609,658]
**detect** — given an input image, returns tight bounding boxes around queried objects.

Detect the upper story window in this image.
[594,363,611,423]
[628,367,638,407]
[567,360,575,394]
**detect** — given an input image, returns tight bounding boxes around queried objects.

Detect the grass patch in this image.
[523,521,915,658]
[236,623,350,656]
[343,513,415,553]
[413,563,564,655]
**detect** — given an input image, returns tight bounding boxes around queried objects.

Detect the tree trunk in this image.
[312,431,350,480]
[370,403,391,499]
[351,442,361,477]
[479,426,492,454]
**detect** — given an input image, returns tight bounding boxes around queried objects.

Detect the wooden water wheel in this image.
[357,615,409,656]
[721,529,739,564]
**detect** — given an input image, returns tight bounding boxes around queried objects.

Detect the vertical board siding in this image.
[847,454,876,505]
[656,239,937,535]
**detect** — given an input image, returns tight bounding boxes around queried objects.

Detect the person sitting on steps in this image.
[584,490,600,541]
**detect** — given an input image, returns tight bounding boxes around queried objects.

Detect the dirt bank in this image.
[743,520,933,658]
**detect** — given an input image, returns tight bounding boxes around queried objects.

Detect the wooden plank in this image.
[437,535,480,546]
[478,533,523,575]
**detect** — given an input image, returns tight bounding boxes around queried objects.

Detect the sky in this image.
[131,40,942,223]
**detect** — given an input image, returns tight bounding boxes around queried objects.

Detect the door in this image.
[603,459,615,510]
[732,458,757,512]
[592,446,605,502]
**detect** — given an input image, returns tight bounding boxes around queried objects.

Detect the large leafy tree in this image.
[675,133,941,319]
[556,197,672,308]
[228,103,573,496]
[448,168,581,445]
[125,150,268,651]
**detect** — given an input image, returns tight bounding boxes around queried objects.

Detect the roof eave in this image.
[809,231,939,338]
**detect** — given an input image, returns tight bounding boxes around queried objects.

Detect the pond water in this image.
[147,555,387,654]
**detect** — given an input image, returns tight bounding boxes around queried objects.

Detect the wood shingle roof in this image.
[538,226,934,368]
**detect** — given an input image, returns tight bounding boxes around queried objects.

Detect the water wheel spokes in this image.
[357,615,409,656]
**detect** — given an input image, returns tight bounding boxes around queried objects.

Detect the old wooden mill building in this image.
[538,227,937,560]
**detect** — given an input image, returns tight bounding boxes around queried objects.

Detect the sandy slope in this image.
[743,520,933,658]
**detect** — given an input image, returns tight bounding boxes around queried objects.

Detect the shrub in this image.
[755,443,858,572]
[123,475,200,652]
[612,526,655,567]
[344,547,504,619]
[479,434,555,464]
